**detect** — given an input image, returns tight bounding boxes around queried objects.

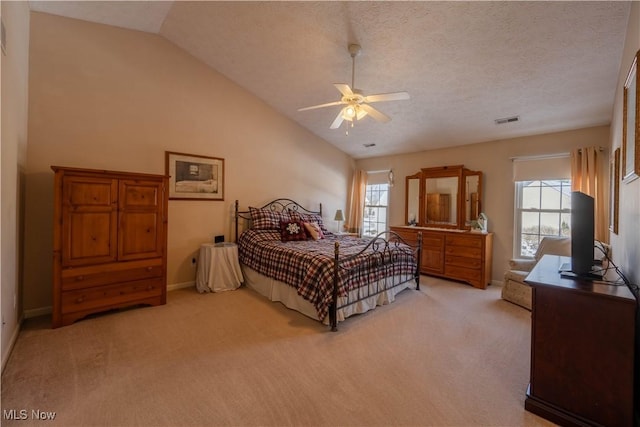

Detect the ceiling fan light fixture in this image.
[343,105,356,119]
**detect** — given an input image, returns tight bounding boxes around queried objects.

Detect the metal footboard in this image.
[329,231,423,331]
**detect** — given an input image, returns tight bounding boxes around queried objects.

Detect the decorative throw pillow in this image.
[303,221,324,240]
[250,207,291,230]
[280,220,307,242]
[288,210,329,234]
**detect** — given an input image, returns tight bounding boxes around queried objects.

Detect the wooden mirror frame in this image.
[404,165,483,230]
[405,172,422,225]
[463,169,483,227]
[421,165,463,229]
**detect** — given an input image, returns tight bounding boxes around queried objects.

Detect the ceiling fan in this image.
[298,44,410,130]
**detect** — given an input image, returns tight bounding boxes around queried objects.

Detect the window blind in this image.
[512,155,571,181]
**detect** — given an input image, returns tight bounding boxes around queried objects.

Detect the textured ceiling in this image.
[29,1,631,159]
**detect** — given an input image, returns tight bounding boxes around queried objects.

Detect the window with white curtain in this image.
[363,171,390,237]
[512,155,571,257]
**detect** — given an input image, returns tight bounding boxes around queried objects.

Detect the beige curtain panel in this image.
[345,169,367,235]
[571,146,608,242]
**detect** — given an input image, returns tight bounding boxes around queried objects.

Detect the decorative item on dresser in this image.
[394,164,493,289]
[51,166,168,328]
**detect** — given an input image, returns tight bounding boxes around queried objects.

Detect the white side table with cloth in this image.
[196,242,243,293]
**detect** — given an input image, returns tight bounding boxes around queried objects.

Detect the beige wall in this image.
[24,12,353,312]
[356,125,611,285]
[609,1,640,286]
[1,1,30,369]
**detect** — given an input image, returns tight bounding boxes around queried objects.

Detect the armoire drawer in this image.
[61,277,163,314]
[61,258,162,291]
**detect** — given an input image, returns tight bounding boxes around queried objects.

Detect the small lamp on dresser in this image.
[334,209,345,233]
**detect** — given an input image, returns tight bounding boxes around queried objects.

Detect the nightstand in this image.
[196,243,243,293]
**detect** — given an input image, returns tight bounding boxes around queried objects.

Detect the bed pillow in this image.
[303,221,324,240]
[280,220,308,242]
[288,211,329,234]
[250,207,291,230]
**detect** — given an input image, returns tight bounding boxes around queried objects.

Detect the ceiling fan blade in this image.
[364,91,410,103]
[298,101,344,112]
[360,104,391,123]
[334,83,353,97]
[330,108,346,129]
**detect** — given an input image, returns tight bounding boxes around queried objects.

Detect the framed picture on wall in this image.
[622,49,639,183]
[609,148,620,234]
[165,151,225,200]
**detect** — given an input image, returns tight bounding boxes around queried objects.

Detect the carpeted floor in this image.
[1,276,554,426]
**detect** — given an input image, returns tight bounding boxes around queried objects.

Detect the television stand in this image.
[524,255,637,426]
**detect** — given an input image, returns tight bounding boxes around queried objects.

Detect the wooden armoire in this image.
[52,166,168,328]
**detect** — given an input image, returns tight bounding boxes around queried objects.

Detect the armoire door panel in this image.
[118,179,165,261]
[65,177,117,208]
[62,176,118,266]
[65,212,117,264]
[119,180,161,209]
[118,212,163,260]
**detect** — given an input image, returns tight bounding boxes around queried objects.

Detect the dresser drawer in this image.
[445,254,482,269]
[61,277,163,314]
[445,245,481,258]
[61,258,163,290]
[446,234,483,248]
[445,265,481,285]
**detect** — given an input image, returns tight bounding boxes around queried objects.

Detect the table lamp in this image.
[334,209,345,233]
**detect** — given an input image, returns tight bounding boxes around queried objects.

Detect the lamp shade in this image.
[334,209,345,221]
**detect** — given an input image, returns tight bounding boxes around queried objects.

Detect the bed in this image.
[234,199,422,330]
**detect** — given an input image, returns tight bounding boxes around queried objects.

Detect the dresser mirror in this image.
[424,176,458,226]
[404,165,482,230]
[463,170,482,226]
[405,173,421,225]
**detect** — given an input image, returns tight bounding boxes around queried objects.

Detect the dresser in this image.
[52,166,168,328]
[524,255,637,426]
[391,226,493,289]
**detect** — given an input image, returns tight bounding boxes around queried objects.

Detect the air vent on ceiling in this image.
[495,116,520,125]
[363,143,376,148]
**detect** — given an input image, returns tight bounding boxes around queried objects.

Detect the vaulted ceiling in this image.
[29,1,631,159]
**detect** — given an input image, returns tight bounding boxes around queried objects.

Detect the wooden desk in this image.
[196,243,243,293]
[524,254,637,426]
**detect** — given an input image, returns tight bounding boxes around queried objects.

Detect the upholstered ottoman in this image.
[502,269,534,310]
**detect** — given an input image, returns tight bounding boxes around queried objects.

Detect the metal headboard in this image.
[234,199,322,241]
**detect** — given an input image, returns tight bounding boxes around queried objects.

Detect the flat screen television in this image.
[562,191,599,279]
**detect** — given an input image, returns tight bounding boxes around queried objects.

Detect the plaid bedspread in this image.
[237,230,417,321]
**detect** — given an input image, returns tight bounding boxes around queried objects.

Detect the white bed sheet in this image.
[241,264,416,325]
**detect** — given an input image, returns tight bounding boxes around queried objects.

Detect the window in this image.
[363,183,388,237]
[515,179,571,257]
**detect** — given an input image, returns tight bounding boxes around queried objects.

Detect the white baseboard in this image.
[1,316,22,374]
[24,306,51,318]
[167,281,195,291]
